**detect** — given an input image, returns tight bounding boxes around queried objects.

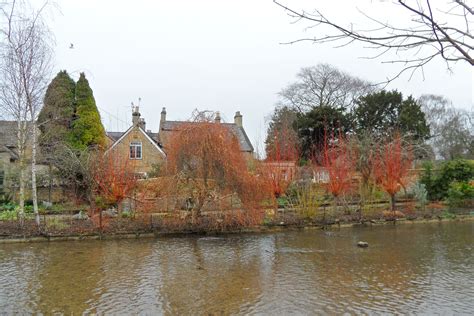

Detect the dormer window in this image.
[130,141,142,159]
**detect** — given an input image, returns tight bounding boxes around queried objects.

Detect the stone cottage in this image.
[105,106,166,176]
[0,121,19,198]
[0,121,51,200]
[106,107,254,176]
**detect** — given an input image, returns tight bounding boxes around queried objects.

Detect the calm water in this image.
[0,221,473,315]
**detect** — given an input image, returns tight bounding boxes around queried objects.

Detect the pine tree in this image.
[70,73,106,149]
[38,70,76,150]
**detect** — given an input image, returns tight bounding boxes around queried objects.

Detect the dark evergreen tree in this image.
[295,106,351,161]
[38,70,76,150]
[353,90,430,141]
[70,73,106,149]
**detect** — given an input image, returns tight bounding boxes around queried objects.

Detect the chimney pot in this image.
[160,107,167,130]
[139,118,146,130]
[234,111,243,127]
[132,106,140,126]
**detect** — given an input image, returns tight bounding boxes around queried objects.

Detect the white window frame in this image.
[129,141,142,160]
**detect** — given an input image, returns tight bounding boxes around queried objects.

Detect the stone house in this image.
[0,120,51,201]
[106,107,254,176]
[158,108,254,159]
[0,121,19,198]
[105,106,166,176]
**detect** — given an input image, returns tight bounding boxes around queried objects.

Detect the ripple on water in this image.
[0,221,472,314]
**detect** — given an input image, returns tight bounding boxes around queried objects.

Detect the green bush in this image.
[447,181,474,208]
[440,210,456,219]
[0,202,17,212]
[421,159,474,201]
[277,196,289,208]
[0,209,17,221]
[24,205,33,214]
[420,161,437,200]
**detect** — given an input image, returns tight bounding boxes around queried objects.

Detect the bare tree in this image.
[0,0,53,226]
[274,1,474,82]
[51,144,95,203]
[419,94,473,159]
[279,63,374,113]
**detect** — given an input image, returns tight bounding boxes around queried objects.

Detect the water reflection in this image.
[0,221,472,314]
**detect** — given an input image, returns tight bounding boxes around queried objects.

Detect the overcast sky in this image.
[45,0,472,153]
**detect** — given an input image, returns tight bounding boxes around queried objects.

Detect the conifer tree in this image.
[38,70,76,150]
[70,73,105,149]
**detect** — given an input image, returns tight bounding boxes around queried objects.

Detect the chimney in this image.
[215,111,221,123]
[139,118,146,130]
[234,111,242,127]
[160,107,167,130]
[132,106,140,126]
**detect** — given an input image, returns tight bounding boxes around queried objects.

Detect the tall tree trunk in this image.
[390,194,396,214]
[17,120,25,225]
[30,121,40,227]
[333,195,338,223]
[18,162,25,224]
[48,163,52,203]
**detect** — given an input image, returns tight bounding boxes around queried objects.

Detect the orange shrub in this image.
[165,112,273,225]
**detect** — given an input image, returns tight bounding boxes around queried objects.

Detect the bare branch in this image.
[274,0,474,83]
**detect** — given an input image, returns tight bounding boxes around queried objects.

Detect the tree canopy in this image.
[419,94,473,160]
[38,70,76,150]
[69,73,106,149]
[278,63,374,112]
[353,90,430,141]
[296,105,351,160]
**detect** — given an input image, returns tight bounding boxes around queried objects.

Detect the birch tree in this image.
[0,1,53,226]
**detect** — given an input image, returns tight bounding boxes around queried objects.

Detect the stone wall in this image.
[108,126,165,175]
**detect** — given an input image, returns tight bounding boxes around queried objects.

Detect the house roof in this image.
[160,121,254,152]
[106,125,166,157]
[107,130,159,143]
[0,121,23,160]
[0,120,19,147]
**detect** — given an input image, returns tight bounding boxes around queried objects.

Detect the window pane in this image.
[129,142,142,159]
[137,145,142,159]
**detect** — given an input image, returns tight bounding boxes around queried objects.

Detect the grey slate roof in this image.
[106,131,124,141]
[160,121,254,152]
[106,130,159,144]
[0,120,30,160]
[0,120,19,147]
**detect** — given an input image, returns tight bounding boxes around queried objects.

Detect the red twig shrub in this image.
[89,153,138,229]
[373,135,413,212]
[91,153,138,210]
[321,133,355,199]
[263,128,299,198]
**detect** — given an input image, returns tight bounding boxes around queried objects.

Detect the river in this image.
[0,221,473,314]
